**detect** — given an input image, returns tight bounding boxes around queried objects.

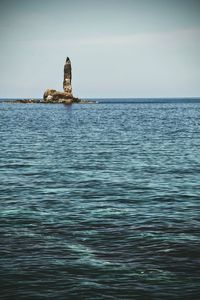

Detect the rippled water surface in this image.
[0,100,200,299]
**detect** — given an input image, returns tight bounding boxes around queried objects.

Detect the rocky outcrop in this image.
[43,57,80,103]
[43,89,72,104]
[2,57,97,104]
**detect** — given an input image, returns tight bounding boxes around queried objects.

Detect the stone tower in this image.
[43,56,80,103]
[63,57,73,97]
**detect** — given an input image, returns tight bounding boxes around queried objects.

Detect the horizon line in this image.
[1,96,200,100]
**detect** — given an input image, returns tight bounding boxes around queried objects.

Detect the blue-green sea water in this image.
[0,99,200,299]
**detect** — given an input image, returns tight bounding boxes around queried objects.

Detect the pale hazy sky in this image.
[0,0,200,98]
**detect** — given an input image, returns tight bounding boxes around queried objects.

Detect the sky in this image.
[0,0,200,98]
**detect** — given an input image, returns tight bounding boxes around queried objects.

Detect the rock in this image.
[43,89,56,102]
[43,89,73,103]
[43,57,79,103]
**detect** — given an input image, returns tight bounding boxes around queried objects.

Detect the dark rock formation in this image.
[43,57,80,103]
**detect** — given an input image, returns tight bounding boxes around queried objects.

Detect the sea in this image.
[0,98,200,299]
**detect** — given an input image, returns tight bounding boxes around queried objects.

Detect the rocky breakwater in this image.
[43,57,80,104]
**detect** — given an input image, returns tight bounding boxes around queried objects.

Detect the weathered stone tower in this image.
[43,57,80,103]
[63,57,73,97]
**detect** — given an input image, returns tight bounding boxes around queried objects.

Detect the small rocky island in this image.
[4,57,94,104]
[43,57,81,104]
